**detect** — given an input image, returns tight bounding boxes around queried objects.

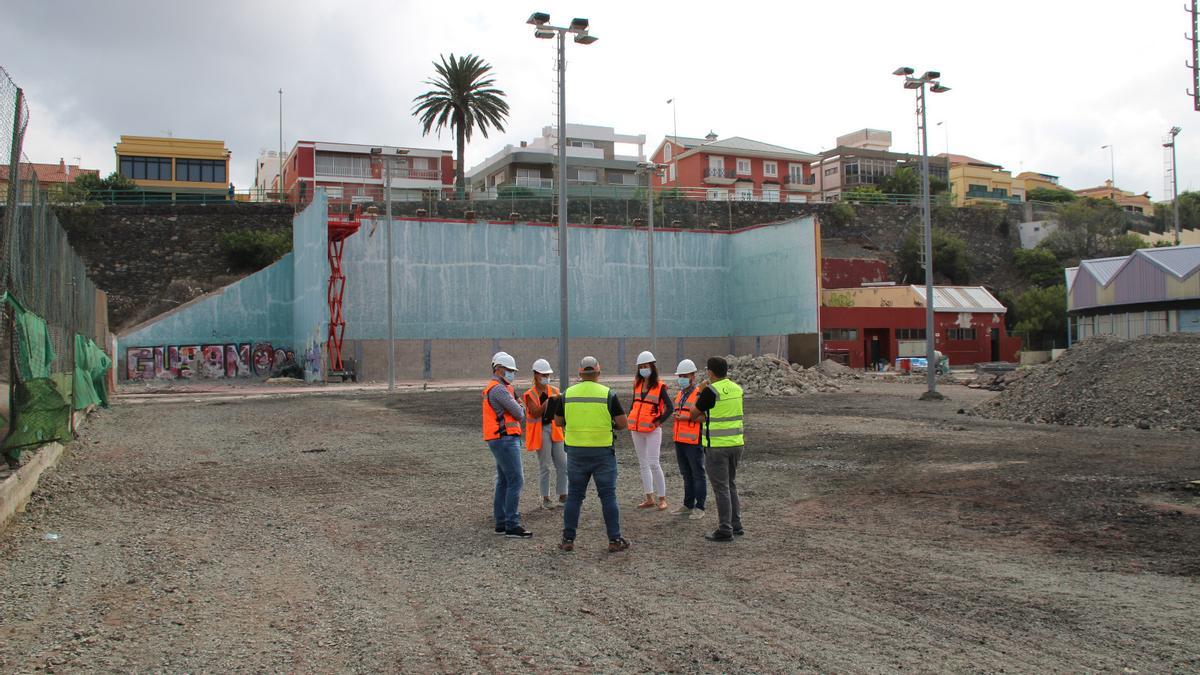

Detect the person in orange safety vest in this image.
[483,352,531,539]
[669,358,706,519]
[522,358,567,509]
[629,351,674,511]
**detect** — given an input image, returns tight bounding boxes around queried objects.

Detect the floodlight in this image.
[574,33,598,45]
[930,84,951,93]
[893,66,914,76]
[569,17,589,32]
[527,12,550,26]
[369,147,383,155]
[922,70,941,80]
[904,79,922,89]
[535,29,555,39]
[1171,126,1182,136]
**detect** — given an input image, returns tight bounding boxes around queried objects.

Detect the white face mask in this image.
[502,370,515,383]
[638,367,652,378]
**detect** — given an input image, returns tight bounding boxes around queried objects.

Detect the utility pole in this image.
[278,89,283,202]
[1166,127,1182,245]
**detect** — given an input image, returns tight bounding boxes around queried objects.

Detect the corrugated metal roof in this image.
[909,286,1007,313]
[1139,244,1200,278]
[1079,256,1127,285]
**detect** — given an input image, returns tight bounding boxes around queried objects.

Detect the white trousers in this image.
[630,428,666,497]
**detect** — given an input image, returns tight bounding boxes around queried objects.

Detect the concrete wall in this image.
[291,191,331,380]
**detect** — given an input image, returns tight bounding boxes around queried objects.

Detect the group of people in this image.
[482,350,745,552]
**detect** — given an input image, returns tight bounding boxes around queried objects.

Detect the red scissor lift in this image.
[326,206,362,382]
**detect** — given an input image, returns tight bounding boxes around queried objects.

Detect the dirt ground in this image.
[1,382,1198,672]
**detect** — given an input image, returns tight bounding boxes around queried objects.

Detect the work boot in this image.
[705,530,733,542]
[559,538,575,552]
[505,526,533,539]
[608,537,631,552]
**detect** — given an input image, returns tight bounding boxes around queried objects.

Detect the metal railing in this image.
[704,167,737,179]
[514,177,554,189]
[786,174,817,185]
[388,168,441,181]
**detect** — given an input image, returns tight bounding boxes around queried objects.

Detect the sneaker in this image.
[608,537,631,552]
[541,499,556,510]
[559,538,575,552]
[670,506,693,516]
[494,525,506,535]
[688,509,706,520]
[704,530,733,542]
[505,527,533,539]
[733,527,745,536]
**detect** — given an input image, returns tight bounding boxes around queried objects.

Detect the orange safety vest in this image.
[521,384,564,451]
[629,380,667,433]
[672,385,702,444]
[482,380,522,441]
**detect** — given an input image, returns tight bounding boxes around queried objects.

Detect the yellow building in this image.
[1013,171,1073,200]
[114,135,231,196]
[943,154,1018,206]
[1135,227,1200,246]
[1074,180,1154,216]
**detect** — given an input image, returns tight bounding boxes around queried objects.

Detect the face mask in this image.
[502,370,515,383]
[677,377,690,389]
[639,367,652,378]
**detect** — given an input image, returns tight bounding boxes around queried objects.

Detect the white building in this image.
[466,124,646,195]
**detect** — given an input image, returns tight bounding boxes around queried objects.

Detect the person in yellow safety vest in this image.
[629,350,674,511]
[669,359,707,520]
[522,358,567,509]
[686,356,745,542]
[552,356,631,553]
[482,352,532,539]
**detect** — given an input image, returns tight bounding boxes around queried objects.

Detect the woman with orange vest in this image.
[482,352,532,539]
[669,359,707,519]
[629,351,674,510]
[522,358,568,509]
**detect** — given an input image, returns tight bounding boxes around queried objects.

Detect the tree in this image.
[1010,284,1067,350]
[880,166,920,195]
[898,226,971,284]
[62,171,136,203]
[1039,197,1129,263]
[1013,247,1062,288]
[929,176,949,195]
[841,185,886,204]
[412,53,510,196]
[1150,190,1200,233]
[1026,187,1076,203]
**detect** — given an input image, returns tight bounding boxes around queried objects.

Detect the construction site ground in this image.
[1,382,1198,672]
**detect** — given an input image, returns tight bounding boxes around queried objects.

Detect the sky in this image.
[3,0,1198,198]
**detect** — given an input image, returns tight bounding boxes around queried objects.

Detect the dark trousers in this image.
[705,444,743,535]
[562,447,622,542]
[674,441,706,510]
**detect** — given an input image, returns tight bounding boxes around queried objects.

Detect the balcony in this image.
[515,176,554,189]
[388,168,442,181]
[785,174,817,191]
[703,167,737,185]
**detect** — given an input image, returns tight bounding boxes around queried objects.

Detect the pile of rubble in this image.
[970,334,1200,430]
[816,359,862,380]
[724,355,842,396]
[965,368,1029,392]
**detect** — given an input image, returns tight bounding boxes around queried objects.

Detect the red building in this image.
[648,133,819,202]
[279,141,454,209]
[822,257,891,289]
[821,285,1020,369]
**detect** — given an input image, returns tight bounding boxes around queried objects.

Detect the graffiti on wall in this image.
[126,342,294,380]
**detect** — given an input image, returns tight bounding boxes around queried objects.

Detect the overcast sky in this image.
[3,0,1197,198]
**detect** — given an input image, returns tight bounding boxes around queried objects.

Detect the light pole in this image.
[1101,144,1116,195]
[638,161,666,351]
[278,88,283,202]
[1164,127,1182,246]
[528,12,598,390]
[370,146,409,391]
[895,67,950,401]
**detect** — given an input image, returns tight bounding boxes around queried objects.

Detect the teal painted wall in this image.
[338,216,817,340]
[291,190,330,357]
[120,253,295,347]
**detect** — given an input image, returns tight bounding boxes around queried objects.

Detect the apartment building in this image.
[279,140,454,206]
[650,132,819,202]
[253,150,285,200]
[0,158,99,201]
[114,135,231,197]
[811,129,949,201]
[466,124,646,195]
[1075,180,1155,215]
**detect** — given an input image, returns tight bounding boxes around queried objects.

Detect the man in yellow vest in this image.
[687,356,744,542]
[553,356,631,553]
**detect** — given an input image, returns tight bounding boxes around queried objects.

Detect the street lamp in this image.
[1164,127,1182,246]
[1101,144,1116,195]
[895,66,950,401]
[638,161,667,351]
[528,11,599,390]
[369,146,409,392]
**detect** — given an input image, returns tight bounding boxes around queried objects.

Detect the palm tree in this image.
[412,53,510,196]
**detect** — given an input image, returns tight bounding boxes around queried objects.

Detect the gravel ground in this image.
[1,383,1199,672]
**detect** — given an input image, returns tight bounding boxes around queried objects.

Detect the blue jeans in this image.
[675,442,707,510]
[562,447,622,542]
[488,435,524,530]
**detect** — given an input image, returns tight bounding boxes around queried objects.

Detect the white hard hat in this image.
[636,350,656,365]
[493,353,517,371]
[491,351,510,367]
[532,358,553,374]
[675,359,697,375]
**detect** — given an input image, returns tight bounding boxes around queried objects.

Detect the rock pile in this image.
[970,334,1200,430]
[817,359,861,380]
[723,355,841,396]
[966,369,1029,391]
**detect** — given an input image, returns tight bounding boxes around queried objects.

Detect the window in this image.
[896,328,927,340]
[763,161,777,177]
[824,167,838,177]
[947,328,977,341]
[789,164,806,182]
[736,186,754,201]
[708,156,725,171]
[761,187,779,202]
[175,158,227,183]
[575,168,598,183]
[315,153,371,178]
[568,140,595,148]
[822,329,859,341]
[664,144,672,162]
[707,189,728,201]
[736,158,751,175]
[669,163,676,182]
[516,168,541,179]
[119,156,173,181]
[967,183,989,194]
[325,186,344,199]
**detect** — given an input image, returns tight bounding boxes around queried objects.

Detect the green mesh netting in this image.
[73,334,111,410]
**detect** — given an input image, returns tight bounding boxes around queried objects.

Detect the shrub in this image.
[219,229,292,270]
[898,226,971,284]
[497,185,536,198]
[824,202,856,228]
[1013,247,1062,288]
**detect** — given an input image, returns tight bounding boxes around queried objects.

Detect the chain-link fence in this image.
[1,65,110,471]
